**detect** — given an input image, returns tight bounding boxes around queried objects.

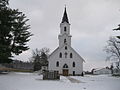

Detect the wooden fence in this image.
[43,70,60,80]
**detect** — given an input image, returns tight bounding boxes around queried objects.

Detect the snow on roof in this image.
[93,67,110,72]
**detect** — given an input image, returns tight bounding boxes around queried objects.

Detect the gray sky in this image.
[9,0,120,71]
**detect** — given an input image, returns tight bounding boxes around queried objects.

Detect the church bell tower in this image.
[58,7,72,48]
[48,6,84,76]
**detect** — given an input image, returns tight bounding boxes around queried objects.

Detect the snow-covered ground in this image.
[0,72,120,90]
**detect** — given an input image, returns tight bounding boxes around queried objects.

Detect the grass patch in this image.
[10,69,33,72]
[0,68,33,73]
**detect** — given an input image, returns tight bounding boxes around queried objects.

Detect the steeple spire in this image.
[61,6,69,23]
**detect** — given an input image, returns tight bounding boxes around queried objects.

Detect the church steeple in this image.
[61,7,69,23]
[59,7,72,48]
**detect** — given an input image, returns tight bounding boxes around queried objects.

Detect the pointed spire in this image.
[61,6,69,23]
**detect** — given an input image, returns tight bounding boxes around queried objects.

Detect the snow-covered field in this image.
[0,72,120,90]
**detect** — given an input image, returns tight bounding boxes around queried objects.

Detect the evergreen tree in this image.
[33,54,41,71]
[40,52,48,66]
[0,0,32,63]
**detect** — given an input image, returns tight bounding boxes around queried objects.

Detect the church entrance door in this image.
[63,69,69,76]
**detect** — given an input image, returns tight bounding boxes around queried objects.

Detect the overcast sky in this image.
[9,0,120,71]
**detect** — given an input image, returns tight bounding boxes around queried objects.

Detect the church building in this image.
[48,7,84,76]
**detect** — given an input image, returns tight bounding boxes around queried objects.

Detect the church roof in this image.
[48,47,59,58]
[61,7,69,23]
[48,45,85,62]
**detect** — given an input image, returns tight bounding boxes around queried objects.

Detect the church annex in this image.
[48,7,84,76]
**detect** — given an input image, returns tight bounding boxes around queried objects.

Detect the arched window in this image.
[59,52,62,58]
[63,64,68,68]
[70,53,73,58]
[64,39,67,43]
[64,27,66,32]
[65,46,67,50]
[56,61,59,67]
[65,52,67,58]
[73,62,75,67]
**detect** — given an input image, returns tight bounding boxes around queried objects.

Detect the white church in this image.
[48,7,84,76]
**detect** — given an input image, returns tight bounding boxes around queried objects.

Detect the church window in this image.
[70,53,73,58]
[65,52,67,58]
[56,61,59,67]
[64,39,67,43]
[63,64,68,68]
[65,46,67,50]
[73,62,75,67]
[64,27,67,32]
[59,52,62,58]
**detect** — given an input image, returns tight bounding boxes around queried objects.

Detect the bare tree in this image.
[40,47,50,56]
[104,37,120,62]
[30,47,50,71]
[30,48,41,62]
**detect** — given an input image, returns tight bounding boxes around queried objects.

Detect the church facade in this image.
[48,7,84,76]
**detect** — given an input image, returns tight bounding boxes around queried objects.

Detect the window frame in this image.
[64,27,67,32]
[56,61,59,67]
[65,46,67,50]
[70,53,73,58]
[64,39,67,43]
[59,52,62,58]
[73,62,75,67]
[65,52,67,58]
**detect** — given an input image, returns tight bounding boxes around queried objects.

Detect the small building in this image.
[116,61,120,69]
[112,61,120,75]
[41,66,48,71]
[93,67,111,75]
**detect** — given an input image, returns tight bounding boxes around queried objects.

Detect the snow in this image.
[0,72,120,90]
